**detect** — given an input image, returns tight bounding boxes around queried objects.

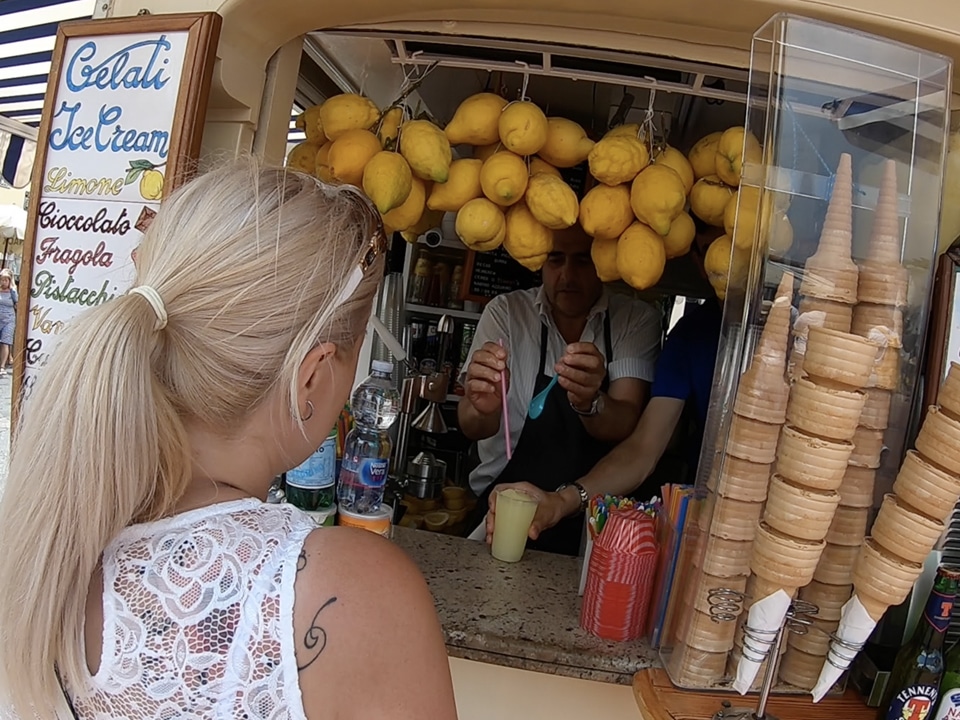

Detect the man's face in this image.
[542,227,603,320]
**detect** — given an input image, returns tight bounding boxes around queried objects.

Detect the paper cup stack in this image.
[675,274,794,686]
[812,363,960,701]
[789,154,859,381]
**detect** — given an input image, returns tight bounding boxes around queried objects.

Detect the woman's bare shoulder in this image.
[293,527,458,720]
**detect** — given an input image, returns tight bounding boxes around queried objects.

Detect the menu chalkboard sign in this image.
[462,247,540,304]
[13,13,220,414]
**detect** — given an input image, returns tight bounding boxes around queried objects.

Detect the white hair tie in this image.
[130,286,168,331]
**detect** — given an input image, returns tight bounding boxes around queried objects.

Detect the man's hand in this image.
[465,342,510,416]
[484,482,573,545]
[556,342,605,412]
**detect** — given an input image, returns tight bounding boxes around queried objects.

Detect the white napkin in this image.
[811,595,878,702]
[733,589,793,694]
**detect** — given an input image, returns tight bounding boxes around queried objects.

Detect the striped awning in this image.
[0,0,95,129]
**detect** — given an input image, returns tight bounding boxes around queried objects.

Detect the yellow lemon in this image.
[296,105,326,143]
[579,184,633,240]
[427,158,484,212]
[400,120,452,183]
[529,157,562,178]
[689,175,735,227]
[589,135,650,186]
[377,106,404,149]
[140,169,164,200]
[604,124,643,139]
[445,93,509,146]
[456,198,506,252]
[315,142,334,181]
[688,131,723,180]
[769,212,794,256]
[538,117,595,168]
[653,146,695,194]
[362,151,413,214]
[591,237,620,282]
[715,126,762,187]
[474,143,501,162]
[504,202,554,271]
[319,93,380,140]
[704,233,750,299]
[383,177,427,234]
[630,165,686,235]
[480,152,528,207]
[287,140,322,174]
[616,222,667,290]
[327,129,381,187]
[663,211,696,259]
[525,173,579,230]
[401,208,446,243]
[498,101,549,156]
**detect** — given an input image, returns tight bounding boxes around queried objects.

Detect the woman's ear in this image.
[297,341,338,400]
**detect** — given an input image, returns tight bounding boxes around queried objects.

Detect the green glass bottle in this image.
[881,565,960,720]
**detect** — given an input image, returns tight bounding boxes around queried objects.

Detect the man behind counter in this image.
[458,225,661,556]
[485,228,726,547]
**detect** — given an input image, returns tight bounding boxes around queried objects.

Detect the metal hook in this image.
[516,61,531,101]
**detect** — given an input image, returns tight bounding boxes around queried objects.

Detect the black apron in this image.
[471,313,614,556]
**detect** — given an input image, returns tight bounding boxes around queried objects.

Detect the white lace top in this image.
[68,498,316,720]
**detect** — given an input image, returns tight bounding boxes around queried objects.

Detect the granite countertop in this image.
[392,526,660,685]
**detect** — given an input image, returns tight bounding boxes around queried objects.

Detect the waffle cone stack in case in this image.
[857,159,909,308]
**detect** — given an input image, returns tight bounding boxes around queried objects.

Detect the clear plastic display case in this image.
[660,13,952,694]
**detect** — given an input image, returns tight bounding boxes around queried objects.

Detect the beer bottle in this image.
[934,641,960,719]
[285,428,338,511]
[881,565,960,720]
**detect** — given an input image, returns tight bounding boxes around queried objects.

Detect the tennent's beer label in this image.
[887,685,939,720]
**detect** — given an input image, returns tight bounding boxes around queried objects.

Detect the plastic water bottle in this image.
[337,361,399,513]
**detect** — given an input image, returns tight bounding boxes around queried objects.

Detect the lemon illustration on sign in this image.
[504,202,553,270]
[579,184,633,240]
[456,198,506,252]
[591,237,620,282]
[140,169,164,200]
[480,152,528,206]
[630,165,686,235]
[617,222,666,290]
[525,173,579,230]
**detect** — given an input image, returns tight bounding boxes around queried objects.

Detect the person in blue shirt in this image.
[484,227,725,544]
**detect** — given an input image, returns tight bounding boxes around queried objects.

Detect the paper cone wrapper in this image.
[683,604,737,653]
[798,296,853,334]
[732,589,794,694]
[786,379,866,441]
[727,414,781,464]
[825,505,870,547]
[860,388,893,431]
[858,262,909,307]
[751,522,825,587]
[789,617,840,657]
[699,491,764,542]
[708,455,773,503]
[695,532,753,578]
[811,595,880,702]
[800,580,853,622]
[803,327,879,389]
[849,426,885,469]
[747,572,798,607]
[939,361,960,420]
[667,641,728,687]
[782,647,828,691]
[865,159,903,265]
[776,425,853,491]
[728,645,770,693]
[813,543,861,586]
[870,493,945,565]
[690,569,748,615]
[838,465,877,509]
[763,475,841,542]
[867,344,901,391]
[852,538,923,609]
[852,304,903,348]
[915,405,960,476]
[893,450,960,523]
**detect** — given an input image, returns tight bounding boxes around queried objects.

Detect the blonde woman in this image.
[0,161,458,720]
[0,268,17,376]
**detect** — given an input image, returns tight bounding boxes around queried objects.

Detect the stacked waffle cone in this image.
[814,362,960,701]
[790,154,859,382]
[676,273,794,684]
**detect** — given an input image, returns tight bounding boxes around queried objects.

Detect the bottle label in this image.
[342,456,389,489]
[887,685,939,720]
[286,435,337,489]
[925,590,955,633]
[935,688,960,720]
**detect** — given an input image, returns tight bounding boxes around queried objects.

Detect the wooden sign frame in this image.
[11,12,221,425]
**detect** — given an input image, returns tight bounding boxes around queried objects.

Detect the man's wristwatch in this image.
[571,392,603,417]
[556,481,589,513]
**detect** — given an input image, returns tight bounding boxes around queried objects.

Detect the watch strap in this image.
[558,481,589,512]
[571,392,602,417]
